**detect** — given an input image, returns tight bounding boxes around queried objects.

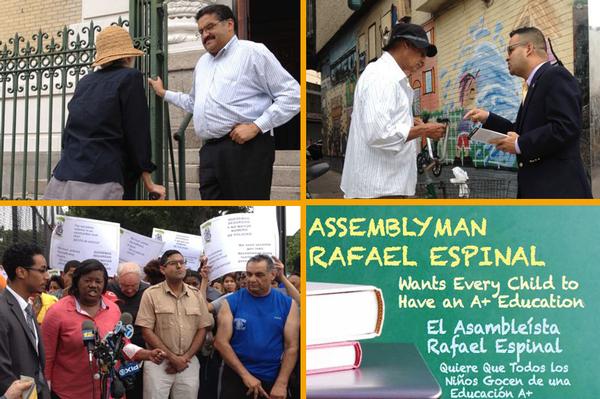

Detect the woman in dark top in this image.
[44,26,166,200]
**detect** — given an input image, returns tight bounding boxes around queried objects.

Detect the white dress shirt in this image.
[340,51,417,198]
[164,36,300,139]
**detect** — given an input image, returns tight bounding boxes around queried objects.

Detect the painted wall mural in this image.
[438,17,522,168]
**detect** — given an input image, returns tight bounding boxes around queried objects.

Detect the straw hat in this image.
[92,26,144,67]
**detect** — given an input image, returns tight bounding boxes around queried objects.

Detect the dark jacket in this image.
[107,281,149,348]
[484,62,592,198]
[52,66,156,187]
[0,289,50,399]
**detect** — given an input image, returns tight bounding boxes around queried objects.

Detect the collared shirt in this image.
[515,61,548,154]
[340,51,417,198]
[526,61,548,87]
[5,286,38,348]
[74,297,107,316]
[135,281,213,356]
[41,295,121,399]
[164,36,300,139]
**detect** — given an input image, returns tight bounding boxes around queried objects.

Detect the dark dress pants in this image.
[199,133,275,200]
[219,364,276,399]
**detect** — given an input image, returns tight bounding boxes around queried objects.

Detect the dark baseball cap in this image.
[383,22,437,57]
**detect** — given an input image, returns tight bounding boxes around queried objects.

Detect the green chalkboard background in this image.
[306,206,600,398]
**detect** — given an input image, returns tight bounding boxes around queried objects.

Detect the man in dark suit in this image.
[0,243,50,399]
[465,26,592,198]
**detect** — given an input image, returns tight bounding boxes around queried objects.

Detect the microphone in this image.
[107,313,135,363]
[118,361,142,390]
[118,361,142,380]
[110,376,126,399]
[120,312,134,329]
[82,320,97,363]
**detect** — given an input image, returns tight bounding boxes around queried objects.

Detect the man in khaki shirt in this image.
[136,250,213,399]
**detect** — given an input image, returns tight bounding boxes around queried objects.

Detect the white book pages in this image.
[307,282,384,345]
[307,342,360,373]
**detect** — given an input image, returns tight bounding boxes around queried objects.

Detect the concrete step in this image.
[168,182,300,200]
[275,150,300,166]
[271,186,300,200]
[171,149,300,197]
[272,165,300,187]
[173,163,299,186]
[168,183,201,200]
[176,149,300,167]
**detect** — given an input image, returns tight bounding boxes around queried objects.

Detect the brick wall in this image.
[0,0,82,44]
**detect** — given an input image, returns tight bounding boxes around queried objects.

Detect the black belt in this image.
[204,134,230,144]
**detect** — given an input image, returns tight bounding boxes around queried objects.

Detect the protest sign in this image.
[50,215,120,276]
[119,228,165,268]
[151,228,203,269]
[201,213,279,281]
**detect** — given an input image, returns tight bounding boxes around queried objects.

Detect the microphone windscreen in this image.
[82,320,96,331]
[82,320,96,349]
[121,312,133,325]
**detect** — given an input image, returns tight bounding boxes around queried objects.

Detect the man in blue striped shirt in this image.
[148,4,300,200]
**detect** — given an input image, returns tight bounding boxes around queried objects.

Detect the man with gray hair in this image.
[107,262,150,399]
[214,254,299,399]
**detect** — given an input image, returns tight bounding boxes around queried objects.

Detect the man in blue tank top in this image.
[214,254,299,399]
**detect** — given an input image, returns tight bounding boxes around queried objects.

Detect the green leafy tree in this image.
[286,230,300,273]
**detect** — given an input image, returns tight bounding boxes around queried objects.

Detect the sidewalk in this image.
[307,160,518,199]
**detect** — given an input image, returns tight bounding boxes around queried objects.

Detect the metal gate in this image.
[0,206,59,259]
[0,0,173,199]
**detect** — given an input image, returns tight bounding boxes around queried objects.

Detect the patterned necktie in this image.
[521,82,529,105]
[25,304,37,341]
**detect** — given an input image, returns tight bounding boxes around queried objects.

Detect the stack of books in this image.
[306,282,385,374]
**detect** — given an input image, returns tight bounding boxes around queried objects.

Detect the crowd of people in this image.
[0,242,301,399]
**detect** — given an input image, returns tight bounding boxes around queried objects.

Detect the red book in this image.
[307,341,363,375]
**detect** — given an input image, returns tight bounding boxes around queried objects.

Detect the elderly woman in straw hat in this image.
[44,26,166,200]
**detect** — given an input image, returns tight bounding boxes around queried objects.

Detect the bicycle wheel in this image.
[417,153,427,174]
[432,161,442,177]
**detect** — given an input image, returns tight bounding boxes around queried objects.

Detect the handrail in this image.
[174,112,192,200]
[164,104,178,200]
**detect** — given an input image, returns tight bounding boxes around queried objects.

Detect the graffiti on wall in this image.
[331,47,357,86]
[322,45,357,157]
